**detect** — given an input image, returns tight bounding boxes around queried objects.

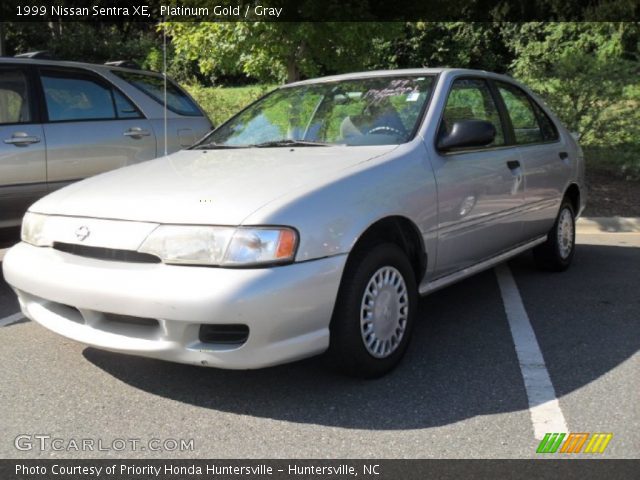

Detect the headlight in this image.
[223,227,298,266]
[21,212,51,246]
[138,225,298,267]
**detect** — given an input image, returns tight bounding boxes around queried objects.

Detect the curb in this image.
[576,217,640,234]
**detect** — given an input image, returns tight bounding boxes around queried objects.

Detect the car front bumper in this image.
[3,242,347,369]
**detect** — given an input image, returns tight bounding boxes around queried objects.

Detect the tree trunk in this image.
[286,40,307,83]
[286,57,300,83]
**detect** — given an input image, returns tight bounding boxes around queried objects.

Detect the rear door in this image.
[493,81,569,239]
[0,65,46,228]
[109,70,212,152]
[37,67,157,192]
[431,77,525,276]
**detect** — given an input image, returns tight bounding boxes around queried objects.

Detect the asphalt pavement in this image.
[0,226,638,459]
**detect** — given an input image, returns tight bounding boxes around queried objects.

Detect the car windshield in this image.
[198,75,435,148]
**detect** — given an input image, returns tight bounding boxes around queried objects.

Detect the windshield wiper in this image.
[249,139,331,148]
[193,142,246,150]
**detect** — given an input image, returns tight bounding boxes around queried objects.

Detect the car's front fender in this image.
[242,141,438,267]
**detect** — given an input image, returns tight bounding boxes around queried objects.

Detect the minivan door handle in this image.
[506,160,521,170]
[4,132,41,146]
[559,151,569,160]
[123,128,151,138]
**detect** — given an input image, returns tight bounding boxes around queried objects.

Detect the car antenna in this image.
[162,19,168,157]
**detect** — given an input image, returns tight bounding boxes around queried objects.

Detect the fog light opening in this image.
[199,324,249,345]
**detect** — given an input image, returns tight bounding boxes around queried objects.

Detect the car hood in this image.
[30,146,397,225]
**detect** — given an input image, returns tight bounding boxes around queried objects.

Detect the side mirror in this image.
[438,119,496,151]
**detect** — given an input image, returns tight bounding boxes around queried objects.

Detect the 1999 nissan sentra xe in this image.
[3,69,585,377]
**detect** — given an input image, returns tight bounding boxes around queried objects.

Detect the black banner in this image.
[2,459,639,480]
[0,0,638,22]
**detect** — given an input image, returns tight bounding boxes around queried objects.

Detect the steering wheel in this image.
[366,125,404,136]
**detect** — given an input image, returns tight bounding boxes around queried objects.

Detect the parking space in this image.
[0,231,637,458]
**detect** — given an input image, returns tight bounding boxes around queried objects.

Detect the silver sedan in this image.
[3,68,585,377]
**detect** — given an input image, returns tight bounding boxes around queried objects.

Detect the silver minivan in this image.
[0,57,212,229]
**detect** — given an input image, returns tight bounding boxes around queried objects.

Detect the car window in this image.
[496,82,555,144]
[112,70,201,117]
[203,75,434,147]
[442,78,505,147]
[530,98,559,142]
[41,72,116,122]
[113,89,142,119]
[0,68,32,125]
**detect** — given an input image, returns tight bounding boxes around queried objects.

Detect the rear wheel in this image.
[533,199,576,271]
[327,243,418,378]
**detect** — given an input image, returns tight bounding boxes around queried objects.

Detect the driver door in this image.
[431,77,525,277]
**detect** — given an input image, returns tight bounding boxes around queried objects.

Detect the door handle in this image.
[4,132,41,146]
[507,160,521,170]
[559,151,569,160]
[123,128,151,138]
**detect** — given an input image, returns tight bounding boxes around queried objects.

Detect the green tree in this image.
[509,22,639,143]
[164,22,401,84]
[374,22,513,73]
[3,22,158,65]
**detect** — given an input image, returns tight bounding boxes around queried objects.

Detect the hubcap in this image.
[557,207,574,259]
[360,266,409,359]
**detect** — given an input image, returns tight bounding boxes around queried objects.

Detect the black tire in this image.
[326,242,418,378]
[533,199,576,272]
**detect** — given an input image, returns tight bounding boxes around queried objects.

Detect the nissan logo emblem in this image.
[75,226,90,241]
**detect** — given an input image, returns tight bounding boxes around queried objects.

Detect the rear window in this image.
[112,70,201,117]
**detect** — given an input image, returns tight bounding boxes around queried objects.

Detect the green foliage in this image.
[184,84,274,126]
[164,22,401,83]
[4,22,157,66]
[374,22,513,73]
[510,22,640,178]
[510,23,639,140]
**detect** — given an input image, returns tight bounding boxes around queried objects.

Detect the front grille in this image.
[53,242,160,263]
[103,313,160,328]
[199,324,249,345]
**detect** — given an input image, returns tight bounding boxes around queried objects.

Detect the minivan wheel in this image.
[533,199,576,272]
[327,243,418,378]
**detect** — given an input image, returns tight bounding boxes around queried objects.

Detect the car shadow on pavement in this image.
[507,243,640,400]
[0,227,20,249]
[84,244,639,430]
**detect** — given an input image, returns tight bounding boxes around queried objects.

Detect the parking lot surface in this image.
[0,231,638,459]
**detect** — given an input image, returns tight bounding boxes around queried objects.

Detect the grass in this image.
[185,84,277,127]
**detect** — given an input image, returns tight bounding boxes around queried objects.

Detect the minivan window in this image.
[441,78,505,147]
[113,90,142,119]
[41,72,116,122]
[0,68,32,125]
[112,70,201,117]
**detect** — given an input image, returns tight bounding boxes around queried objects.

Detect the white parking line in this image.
[0,312,25,327]
[495,263,568,440]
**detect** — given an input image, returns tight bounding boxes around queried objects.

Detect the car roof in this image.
[283,68,517,87]
[0,56,161,77]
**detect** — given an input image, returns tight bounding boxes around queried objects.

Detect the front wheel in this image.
[327,243,418,378]
[533,199,576,271]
